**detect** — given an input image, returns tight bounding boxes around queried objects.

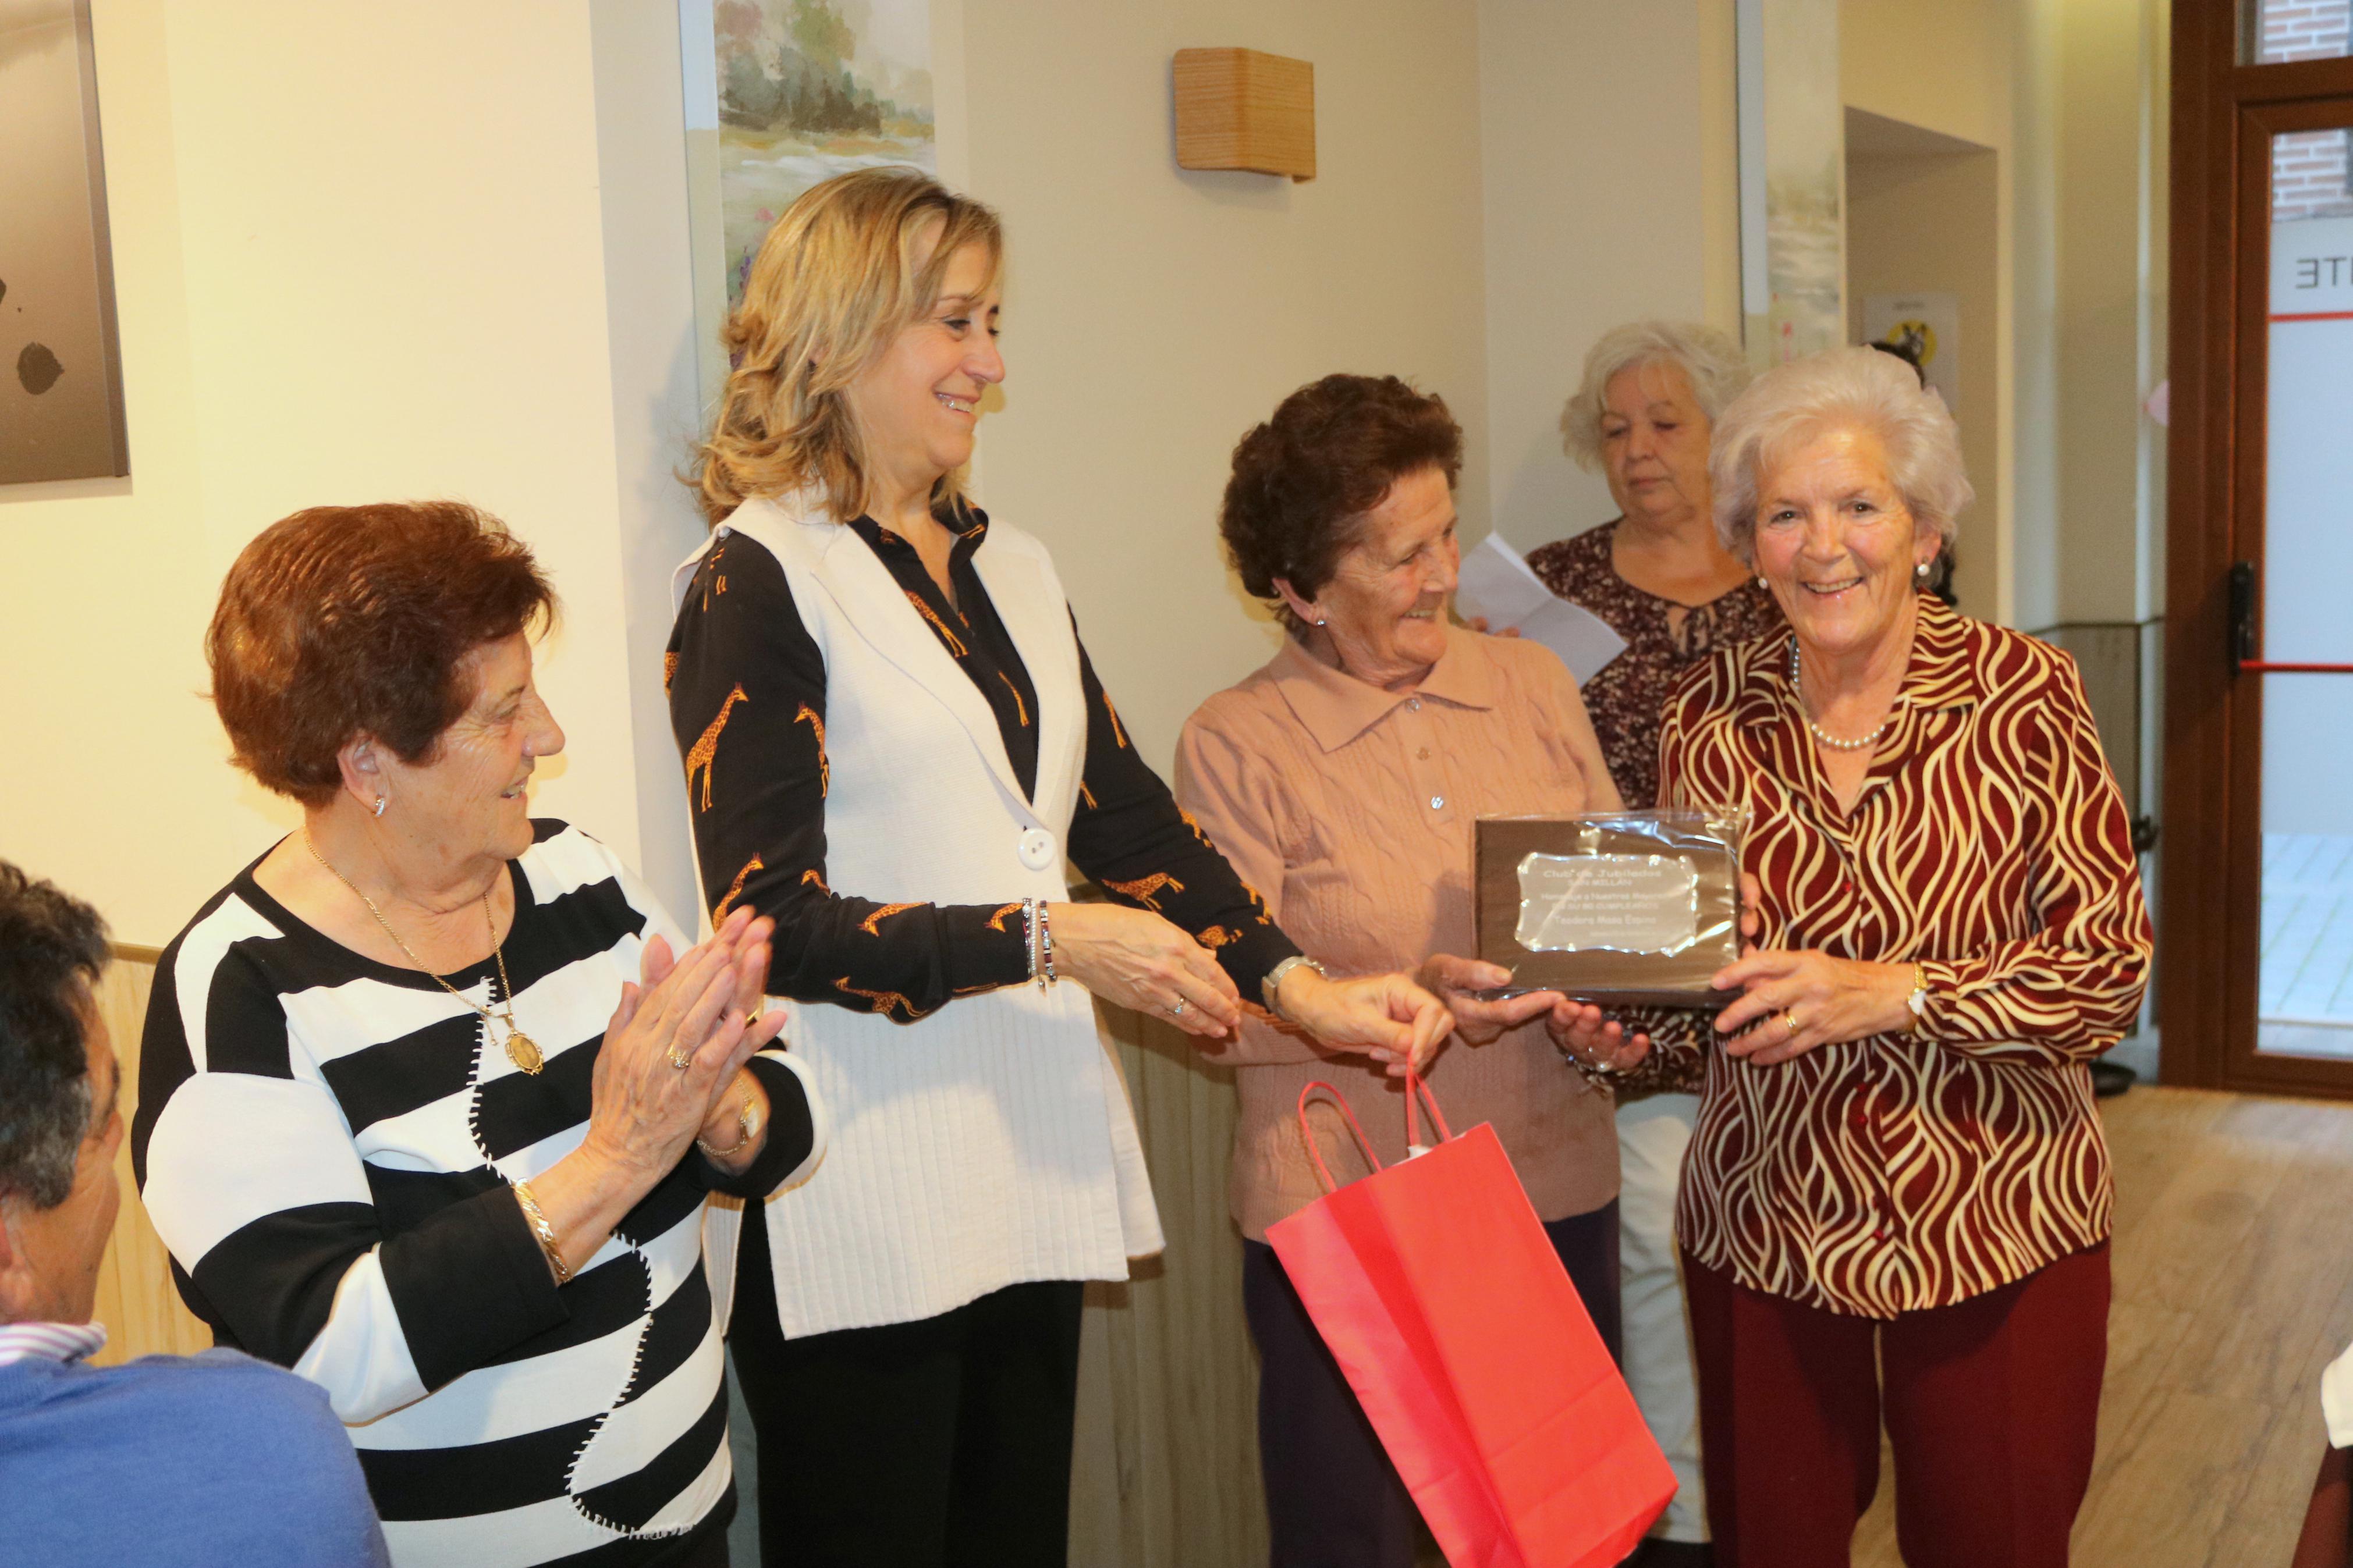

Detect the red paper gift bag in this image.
[1266,1075,1676,1568]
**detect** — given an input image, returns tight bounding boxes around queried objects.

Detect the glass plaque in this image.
[1475,810,1747,1008]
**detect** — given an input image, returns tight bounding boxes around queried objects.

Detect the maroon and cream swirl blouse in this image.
[1646,594,2153,1319]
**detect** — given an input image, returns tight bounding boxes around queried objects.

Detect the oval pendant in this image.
[505,1029,545,1075]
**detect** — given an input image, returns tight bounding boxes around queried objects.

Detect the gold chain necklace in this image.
[301,830,544,1074]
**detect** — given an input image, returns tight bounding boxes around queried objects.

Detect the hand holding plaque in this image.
[1474,810,1748,1008]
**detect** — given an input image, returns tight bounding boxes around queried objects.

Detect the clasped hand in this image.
[1050,902,1452,1075]
[585,906,786,1178]
[1416,954,1650,1072]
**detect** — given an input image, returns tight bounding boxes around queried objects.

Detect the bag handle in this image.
[1297,1082,1382,1194]
[1297,1071,1458,1194]
[1403,1067,1454,1150]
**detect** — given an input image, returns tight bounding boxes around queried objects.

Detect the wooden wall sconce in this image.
[1173,48,1316,181]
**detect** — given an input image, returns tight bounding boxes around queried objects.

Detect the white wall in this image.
[0,2,705,945]
[0,0,238,947]
[1478,0,1723,559]
[588,0,711,923]
[2054,0,2166,628]
[0,0,1860,946]
[1847,131,2003,621]
[1842,0,2167,635]
[957,0,1492,776]
[1844,0,2025,627]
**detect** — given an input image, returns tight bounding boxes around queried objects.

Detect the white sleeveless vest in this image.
[674,490,1163,1338]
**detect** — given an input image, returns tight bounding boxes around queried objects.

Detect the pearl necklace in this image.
[1788,637,1898,753]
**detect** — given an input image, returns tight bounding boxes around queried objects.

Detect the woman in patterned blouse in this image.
[1526,321,1782,1565]
[1527,322,1780,815]
[1631,346,2152,1567]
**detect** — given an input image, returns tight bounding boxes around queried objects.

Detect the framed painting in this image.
[0,0,128,485]
[1736,0,1846,367]
[682,0,938,403]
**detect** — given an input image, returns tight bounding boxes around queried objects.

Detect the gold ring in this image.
[1782,1011,1800,1037]
[667,1046,693,1071]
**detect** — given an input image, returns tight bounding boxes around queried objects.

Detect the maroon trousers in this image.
[1681,1243,2109,1568]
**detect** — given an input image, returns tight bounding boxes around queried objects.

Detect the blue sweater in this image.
[0,1346,388,1566]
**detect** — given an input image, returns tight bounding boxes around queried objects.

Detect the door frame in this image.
[2163,0,2353,1094]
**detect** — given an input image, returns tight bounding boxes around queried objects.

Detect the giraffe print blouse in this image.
[1642,595,2153,1318]
[665,509,1300,1019]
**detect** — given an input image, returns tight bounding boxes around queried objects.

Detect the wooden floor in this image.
[1851,1084,2353,1567]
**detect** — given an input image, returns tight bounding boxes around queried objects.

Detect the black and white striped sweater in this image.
[132,820,820,1567]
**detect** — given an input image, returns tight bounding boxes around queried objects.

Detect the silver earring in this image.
[1315,617,1327,627]
[373,795,388,818]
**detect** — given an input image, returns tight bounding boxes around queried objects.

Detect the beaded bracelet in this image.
[511,1179,571,1285]
[1037,901,1056,988]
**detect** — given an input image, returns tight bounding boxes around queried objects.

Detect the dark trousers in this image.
[1681,1242,2109,1568]
[727,1212,1085,1567]
[1243,1200,1624,1568]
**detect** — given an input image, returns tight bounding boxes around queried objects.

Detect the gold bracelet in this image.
[511,1179,571,1285]
[1905,961,1932,1036]
[696,1091,759,1160]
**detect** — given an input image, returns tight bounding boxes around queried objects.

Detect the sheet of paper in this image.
[1454,532,1630,686]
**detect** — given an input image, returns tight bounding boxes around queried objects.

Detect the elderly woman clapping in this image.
[136,503,825,1567]
[1174,374,1640,1568]
[1626,347,2152,1568]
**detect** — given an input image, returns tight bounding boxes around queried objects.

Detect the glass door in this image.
[2164,0,2353,1095]
[2249,104,2353,1068]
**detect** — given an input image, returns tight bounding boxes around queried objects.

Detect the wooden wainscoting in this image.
[1070,1002,1269,1566]
[88,944,212,1366]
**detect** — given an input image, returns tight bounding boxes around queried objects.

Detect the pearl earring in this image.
[1915,562,1930,582]
[374,795,388,818]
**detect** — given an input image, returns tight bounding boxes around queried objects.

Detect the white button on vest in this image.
[1017,826,1057,870]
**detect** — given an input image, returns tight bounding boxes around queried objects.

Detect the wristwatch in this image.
[1904,962,1931,1034]
[1262,955,1328,1021]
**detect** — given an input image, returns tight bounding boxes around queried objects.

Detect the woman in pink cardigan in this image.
[1175,374,1646,1568]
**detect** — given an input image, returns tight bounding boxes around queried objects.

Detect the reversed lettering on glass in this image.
[1515,853,1700,955]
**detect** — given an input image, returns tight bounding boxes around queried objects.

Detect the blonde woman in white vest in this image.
[666,168,1454,1567]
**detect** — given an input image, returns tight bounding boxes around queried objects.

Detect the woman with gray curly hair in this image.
[1619,346,2151,1566]
[1528,321,1779,811]
[1516,320,1784,1565]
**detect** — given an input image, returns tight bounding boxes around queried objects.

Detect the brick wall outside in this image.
[2260,0,2353,219]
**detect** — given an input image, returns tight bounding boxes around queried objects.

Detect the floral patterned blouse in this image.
[1642,596,2153,1318]
[1525,520,1784,812]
